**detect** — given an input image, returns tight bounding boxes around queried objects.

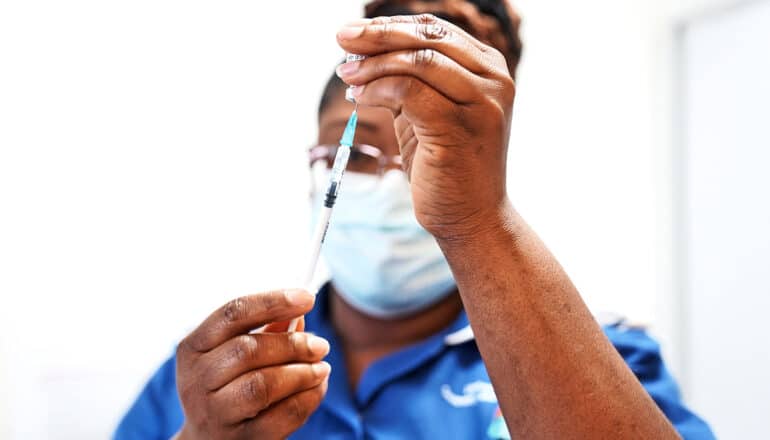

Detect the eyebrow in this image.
[324,118,379,133]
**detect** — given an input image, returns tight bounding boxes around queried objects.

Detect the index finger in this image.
[337,14,500,77]
[182,289,315,353]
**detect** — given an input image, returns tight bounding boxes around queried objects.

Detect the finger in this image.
[393,119,418,179]
[351,75,457,125]
[245,379,329,439]
[339,15,489,67]
[337,14,502,77]
[262,316,305,333]
[181,289,315,353]
[211,361,331,424]
[201,332,330,390]
[336,49,482,104]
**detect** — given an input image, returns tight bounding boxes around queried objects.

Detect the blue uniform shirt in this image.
[115,286,714,439]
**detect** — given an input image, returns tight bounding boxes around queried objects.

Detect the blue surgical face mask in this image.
[310,167,456,319]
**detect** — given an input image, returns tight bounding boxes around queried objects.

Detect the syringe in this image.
[287,108,358,332]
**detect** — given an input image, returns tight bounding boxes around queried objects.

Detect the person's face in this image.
[315,89,402,175]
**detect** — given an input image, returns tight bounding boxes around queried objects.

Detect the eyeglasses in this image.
[309,144,403,176]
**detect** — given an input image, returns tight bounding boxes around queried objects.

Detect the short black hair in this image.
[318,69,347,119]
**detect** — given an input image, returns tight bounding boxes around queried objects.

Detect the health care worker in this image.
[115,1,715,439]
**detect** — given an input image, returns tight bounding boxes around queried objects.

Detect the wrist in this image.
[431,198,519,249]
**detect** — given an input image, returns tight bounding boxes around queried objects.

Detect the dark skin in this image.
[175,291,330,439]
[331,289,462,387]
[176,13,681,440]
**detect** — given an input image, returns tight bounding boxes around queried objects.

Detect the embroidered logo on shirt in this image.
[440,380,497,407]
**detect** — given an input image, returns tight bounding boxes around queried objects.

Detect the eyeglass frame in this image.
[308,143,404,176]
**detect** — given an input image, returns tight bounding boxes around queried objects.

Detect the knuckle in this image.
[244,372,270,411]
[233,335,259,362]
[371,57,388,77]
[493,103,508,128]
[480,97,511,137]
[289,332,307,358]
[415,13,439,25]
[370,20,393,44]
[490,73,516,107]
[370,16,391,26]
[260,290,288,310]
[486,46,510,74]
[223,297,247,323]
[249,292,289,315]
[417,15,448,41]
[285,395,311,423]
[412,48,437,69]
[501,75,516,101]
[179,334,205,355]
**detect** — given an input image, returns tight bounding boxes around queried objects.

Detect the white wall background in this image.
[0,0,760,438]
[679,0,770,437]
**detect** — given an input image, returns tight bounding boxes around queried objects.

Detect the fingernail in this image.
[336,61,359,78]
[337,26,365,40]
[312,361,331,377]
[286,289,313,306]
[307,335,330,356]
[352,84,366,98]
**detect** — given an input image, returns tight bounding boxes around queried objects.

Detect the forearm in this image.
[436,201,679,439]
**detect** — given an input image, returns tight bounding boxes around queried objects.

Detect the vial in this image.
[344,53,367,103]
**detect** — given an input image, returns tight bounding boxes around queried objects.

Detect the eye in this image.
[346,147,379,174]
[349,149,366,162]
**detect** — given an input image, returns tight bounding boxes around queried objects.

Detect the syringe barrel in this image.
[324,145,350,208]
[330,144,350,180]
